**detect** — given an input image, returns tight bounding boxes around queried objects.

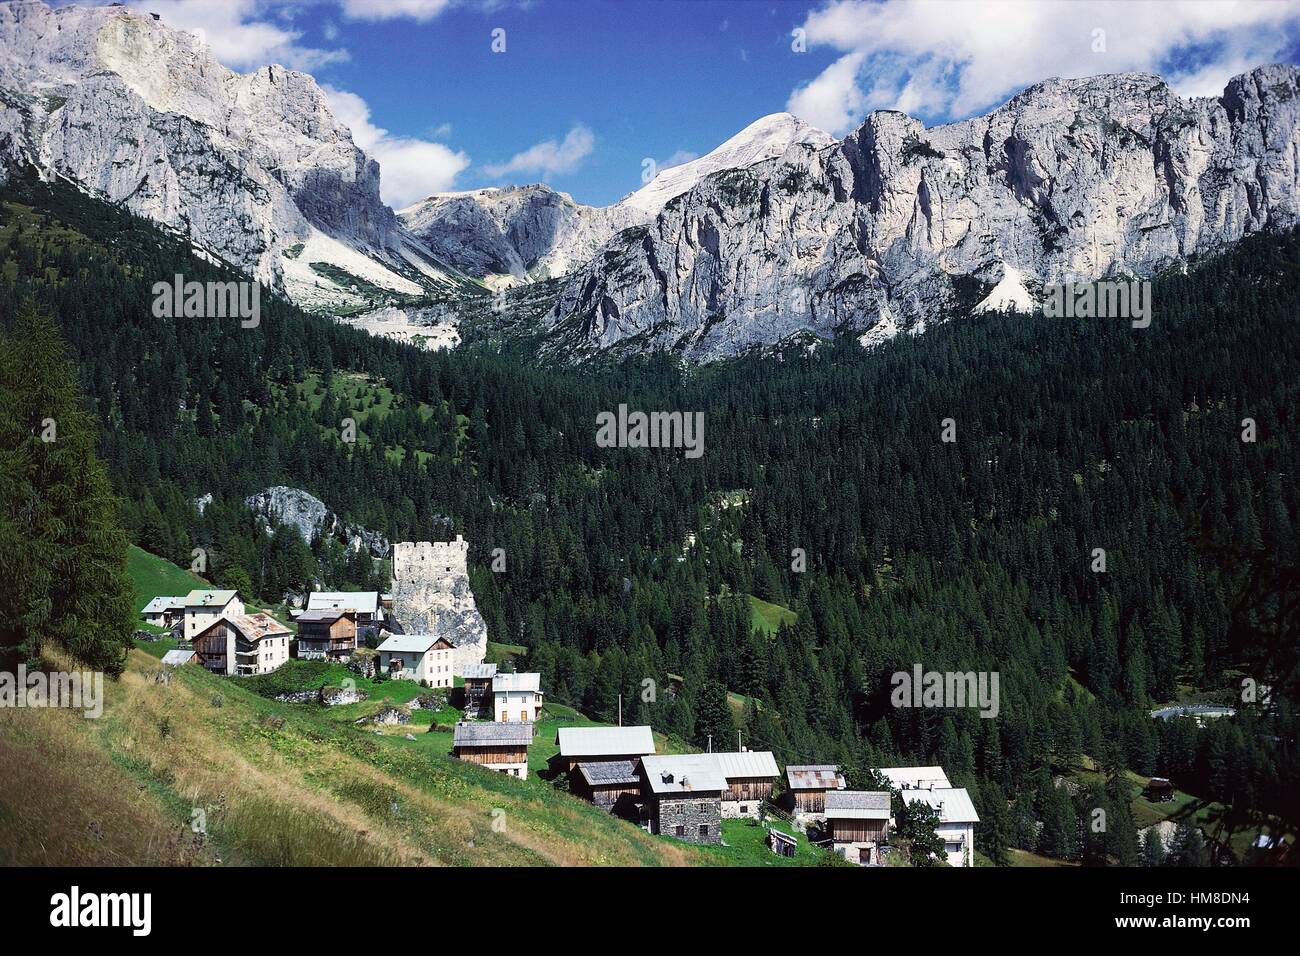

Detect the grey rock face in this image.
[0,2,458,312]
[244,486,389,557]
[547,66,1300,361]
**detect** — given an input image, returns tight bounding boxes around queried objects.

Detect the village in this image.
[139,535,978,867]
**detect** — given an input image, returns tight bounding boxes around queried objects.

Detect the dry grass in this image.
[0,647,701,867]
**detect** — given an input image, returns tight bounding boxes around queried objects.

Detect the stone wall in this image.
[653,794,722,845]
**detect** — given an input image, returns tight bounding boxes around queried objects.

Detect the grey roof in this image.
[900,787,980,824]
[183,589,239,607]
[711,751,779,780]
[141,596,186,614]
[307,591,379,615]
[825,790,892,819]
[160,649,196,666]
[640,754,727,795]
[453,721,534,747]
[296,608,354,624]
[577,760,640,786]
[556,725,656,758]
[878,766,951,791]
[377,634,451,654]
[462,663,498,680]
[493,672,541,693]
[786,765,845,790]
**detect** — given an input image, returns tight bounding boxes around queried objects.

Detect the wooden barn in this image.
[824,790,891,865]
[571,760,642,815]
[294,609,358,661]
[552,725,656,774]
[452,721,533,779]
[784,764,846,818]
[711,750,780,818]
[461,663,498,715]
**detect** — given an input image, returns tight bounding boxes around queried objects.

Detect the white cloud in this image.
[142,0,347,72]
[788,0,1300,134]
[482,125,596,179]
[340,0,455,21]
[661,149,700,170]
[322,85,470,207]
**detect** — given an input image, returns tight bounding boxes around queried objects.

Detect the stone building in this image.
[389,536,488,674]
[639,754,724,845]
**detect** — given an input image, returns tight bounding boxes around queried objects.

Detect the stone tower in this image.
[389,535,487,674]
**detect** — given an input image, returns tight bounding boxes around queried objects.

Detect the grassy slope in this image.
[0,646,705,867]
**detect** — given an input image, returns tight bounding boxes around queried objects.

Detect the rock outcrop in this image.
[244,486,389,557]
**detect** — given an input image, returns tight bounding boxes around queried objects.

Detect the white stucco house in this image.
[493,672,543,722]
[899,787,979,867]
[182,589,244,643]
[376,634,455,686]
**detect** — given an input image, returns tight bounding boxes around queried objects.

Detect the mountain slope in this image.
[546,66,1300,360]
[0,1,467,313]
[398,112,832,288]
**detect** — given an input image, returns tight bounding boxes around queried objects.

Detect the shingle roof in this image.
[825,790,892,819]
[556,725,656,758]
[230,612,290,641]
[493,672,541,693]
[453,721,534,747]
[711,751,779,780]
[785,765,845,790]
[576,760,640,786]
[641,754,727,795]
[377,634,452,654]
[462,663,498,680]
[307,591,379,615]
[900,787,980,824]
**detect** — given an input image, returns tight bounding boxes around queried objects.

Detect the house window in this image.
[699,824,709,837]
[740,805,748,814]
[675,825,684,837]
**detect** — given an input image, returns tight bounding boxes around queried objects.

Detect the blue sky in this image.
[91,1,1300,207]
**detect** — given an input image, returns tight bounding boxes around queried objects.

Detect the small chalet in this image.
[768,828,798,858]
[183,589,244,644]
[639,753,725,845]
[376,634,454,687]
[552,725,656,774]
[711,751,780,818]
[824,790,891,865]
[493,672,544,722]
[571,760,642,815]
[785,764,846,818]
[193,612,291,676]
[452,721,533,779]
[1145,777,1175,802]
[306,591,383,643]
[461,663,498,715]
[295,609,358,661]
[141,596,186,628]
[160,648,197,668]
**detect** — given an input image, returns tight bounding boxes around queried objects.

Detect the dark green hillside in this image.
[2,170,1297,864]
